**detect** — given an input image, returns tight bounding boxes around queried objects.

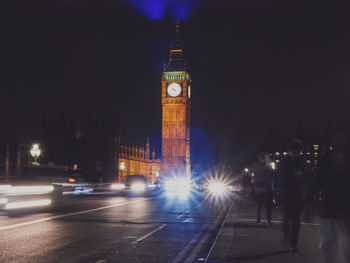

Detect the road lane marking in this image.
[131,200,204,245]
[124,235,138,239]
[227,217,321,226]
[176,210,189,219]
[175,199,205,220]
[171,223,211,263]
[204,199,236,263]
[184,220,219,263]
[195,202,203,209]
[132,224,167,244]
[0,198,152,232]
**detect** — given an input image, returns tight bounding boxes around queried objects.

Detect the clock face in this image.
[188,85,191,99]
[167,83,181,97]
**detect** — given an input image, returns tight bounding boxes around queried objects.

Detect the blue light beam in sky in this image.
[123,0,202,20]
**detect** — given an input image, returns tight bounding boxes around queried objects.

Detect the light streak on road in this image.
[7,185,54,195]
[111,183,126,190]
[0,198,8,205]
[0,198,152,231]
[5,199,52,209]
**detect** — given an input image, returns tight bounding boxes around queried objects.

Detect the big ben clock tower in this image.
[161,21,191,179]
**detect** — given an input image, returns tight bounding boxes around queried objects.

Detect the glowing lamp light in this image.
[270,162,276,170]
[120,162,125,171]
[30,144,41,158]
[244,168,249,172]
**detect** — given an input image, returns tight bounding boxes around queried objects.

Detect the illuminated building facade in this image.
[118,138,161,183]
[161,21,191,179]
[118,22,192,181]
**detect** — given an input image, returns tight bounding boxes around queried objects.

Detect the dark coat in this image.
[279,156,306,199]
[316,152,350,219]
[253,163,273,195]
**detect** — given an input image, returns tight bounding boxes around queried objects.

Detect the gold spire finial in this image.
[176,19,180,33]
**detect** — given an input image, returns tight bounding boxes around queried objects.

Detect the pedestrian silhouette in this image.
[279,139,306,252]
[252,153,273,227]
[242,169,252,197]
[316,131,350,263]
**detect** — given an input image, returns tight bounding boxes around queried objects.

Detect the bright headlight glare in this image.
[111,183,125,190]
[208,181,227,196]
[165,180,177,191]
[165,178,191,195]
[131,183,146,192]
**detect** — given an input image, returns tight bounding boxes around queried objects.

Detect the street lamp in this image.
[244,168,249,173]
[119,161,125,181]
[30,144,41,165]
[270,162,276,170]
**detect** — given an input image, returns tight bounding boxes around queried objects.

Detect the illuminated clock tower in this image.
[161,21,191,179]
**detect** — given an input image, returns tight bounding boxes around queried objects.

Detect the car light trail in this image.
[0,198,8,205]
[7,186,54,195]
[111,183,126,190]
[5,199,52,209]
[0,185,12,192]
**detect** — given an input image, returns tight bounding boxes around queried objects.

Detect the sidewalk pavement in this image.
[207,196,323,263]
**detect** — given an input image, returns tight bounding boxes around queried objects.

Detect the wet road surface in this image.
[0,193,231,263]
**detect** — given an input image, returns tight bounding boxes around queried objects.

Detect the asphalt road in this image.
[0,192,231,263]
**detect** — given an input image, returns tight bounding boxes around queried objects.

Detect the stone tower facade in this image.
[161,21,191,179]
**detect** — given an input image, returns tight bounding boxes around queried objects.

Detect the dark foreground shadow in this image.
[232,250,290,260]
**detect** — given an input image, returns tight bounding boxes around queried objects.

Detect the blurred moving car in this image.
[111,175,160,195]
[54,168,93,196]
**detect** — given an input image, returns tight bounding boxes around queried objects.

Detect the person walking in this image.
[253,153,273,227]
[316,131,350,263]
[279,139,307,252]
[242,170,252,197]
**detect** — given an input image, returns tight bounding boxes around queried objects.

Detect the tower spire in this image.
[146,136,150,160]
[171,19,182,51]
[176,18,180,34]
[164,20,185,72]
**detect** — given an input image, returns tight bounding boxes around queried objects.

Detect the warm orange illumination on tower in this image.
[161,21,191,179]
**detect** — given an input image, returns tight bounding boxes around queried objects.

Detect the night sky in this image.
[2,0,350,166]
